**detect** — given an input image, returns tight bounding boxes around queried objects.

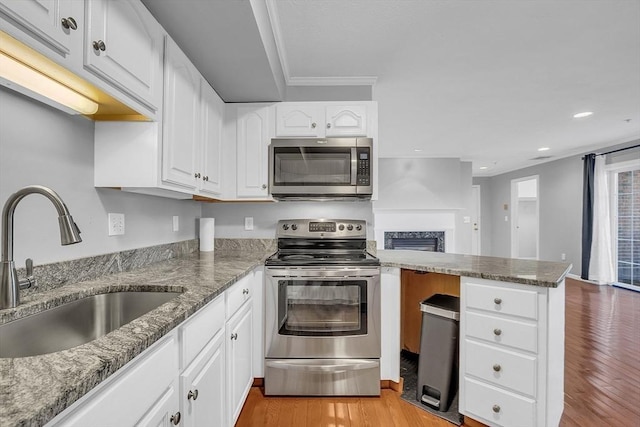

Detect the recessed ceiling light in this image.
[538,147,550,152]
[414,149,423,152]
[573,111,593,118]
[479,166,488,170]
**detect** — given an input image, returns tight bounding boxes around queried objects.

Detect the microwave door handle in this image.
[351,147,357,185]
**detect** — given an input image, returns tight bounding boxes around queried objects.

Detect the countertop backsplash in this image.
[17,239,199,297]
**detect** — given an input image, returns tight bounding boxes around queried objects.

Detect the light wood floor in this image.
[236,278,640,426]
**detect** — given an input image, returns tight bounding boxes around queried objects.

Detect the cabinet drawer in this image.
[180,294,225,369]
[465,340,537,397]
[465,281,538,320]
[465,311,537,353]
[226,276,252,317]
[464,377,535,427]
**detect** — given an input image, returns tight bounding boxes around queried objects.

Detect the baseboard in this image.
[566,273,607,286]
[381,378,403,392]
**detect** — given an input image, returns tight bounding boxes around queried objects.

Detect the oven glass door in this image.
[277,279,367,336]
[272,147,354,186]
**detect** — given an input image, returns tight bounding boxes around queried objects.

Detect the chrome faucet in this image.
[1,185,82,309]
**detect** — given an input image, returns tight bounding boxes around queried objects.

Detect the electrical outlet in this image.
[108,213,125,236]
[245,217,254,231]
[561,253,566,261]
[172,216,179,232]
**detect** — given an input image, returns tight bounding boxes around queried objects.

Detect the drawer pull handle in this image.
[492,404,501,413]
[494,297,502,305]
[493,364,502,372]
[170,411,181,425]
[187,389,199,400]
[493,328,502,336]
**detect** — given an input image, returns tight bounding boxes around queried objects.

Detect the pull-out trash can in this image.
[416,293,460,412]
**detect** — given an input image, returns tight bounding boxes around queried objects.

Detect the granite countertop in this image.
[1,247,571,426]
[377,249,572,287]
[0,250,272,427]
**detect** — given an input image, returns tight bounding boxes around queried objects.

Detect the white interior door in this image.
[511,176,539,259]
[471,185,481,255]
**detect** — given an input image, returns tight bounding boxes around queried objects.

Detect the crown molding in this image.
[264,0,377,88]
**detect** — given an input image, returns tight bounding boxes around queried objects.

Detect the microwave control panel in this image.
[357,148,370,186]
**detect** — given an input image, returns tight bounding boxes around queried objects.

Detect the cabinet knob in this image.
[61,17,77,30]
[203,176,208,181]
[493,328,502,336]
[170,411,181,425]
[261,184,267,190]
[231,332,238,340]
[242,288,249,295]
[195,172,201,178]
[311,122,317,128]
[92,40,106,51]
[494,297,502,305]
[326,123,332,129]
[493,364,502,372]
[187,389,199,400]
[492,404,501,413]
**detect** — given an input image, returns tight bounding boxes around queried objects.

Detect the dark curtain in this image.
[581,154,596,280]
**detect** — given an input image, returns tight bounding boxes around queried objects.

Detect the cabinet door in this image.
[226,301,253,426]
[275,103,322,137]
[199,80,223,196]
[236,105,269,198]
[136,383,180,427]
[0,0,80,58]
[325,105,367,137]
[85,0,162,112]
[162,36,199,191]
[181,331,225,427]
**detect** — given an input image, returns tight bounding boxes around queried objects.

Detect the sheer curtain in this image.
[589,155,615,284]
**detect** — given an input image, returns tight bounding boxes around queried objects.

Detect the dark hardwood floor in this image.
[236,278,640,426]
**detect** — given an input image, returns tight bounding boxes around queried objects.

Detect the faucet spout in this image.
[1,185,82,309]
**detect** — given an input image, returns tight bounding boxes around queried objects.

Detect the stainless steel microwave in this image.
[268,138,373,200]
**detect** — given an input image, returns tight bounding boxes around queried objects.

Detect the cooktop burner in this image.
[265,251,380,267]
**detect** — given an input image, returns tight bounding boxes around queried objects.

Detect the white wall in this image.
[0,88,202,266]
[201,201,374,238]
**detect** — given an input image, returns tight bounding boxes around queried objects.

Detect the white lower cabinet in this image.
[45,267,263,427]
[180,330,226,427]
[459,276,565,427]
[225,280,254,426]
[46,332,180,426]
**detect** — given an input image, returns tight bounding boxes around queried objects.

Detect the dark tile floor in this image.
[399,350,463,426]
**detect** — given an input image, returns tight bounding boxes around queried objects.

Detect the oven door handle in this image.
[266,359,378,373]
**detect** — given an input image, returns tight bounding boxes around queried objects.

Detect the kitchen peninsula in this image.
[0,244,570,427]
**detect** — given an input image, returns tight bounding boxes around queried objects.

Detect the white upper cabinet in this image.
[325,105,367,137]
[275,103,369,138]
[199,81,224,197]
[84,0,163,113]
[236,104,271,198]
[0,0,82,59]
[162,36,200,191]
[275,103,323,137]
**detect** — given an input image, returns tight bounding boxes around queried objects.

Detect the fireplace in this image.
[384,232,445,252]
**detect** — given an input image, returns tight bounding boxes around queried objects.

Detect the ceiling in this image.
[142,0,640,176]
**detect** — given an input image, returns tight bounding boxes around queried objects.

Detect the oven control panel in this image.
[277,219,367,239]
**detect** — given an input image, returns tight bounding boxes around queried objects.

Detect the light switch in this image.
[245,217,254,231]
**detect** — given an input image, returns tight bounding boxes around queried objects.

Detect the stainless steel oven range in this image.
[264,219,381,396]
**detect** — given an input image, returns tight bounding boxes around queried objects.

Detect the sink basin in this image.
[0,291,181,358]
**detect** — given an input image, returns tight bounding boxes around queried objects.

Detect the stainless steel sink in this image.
[0,291,181,358]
